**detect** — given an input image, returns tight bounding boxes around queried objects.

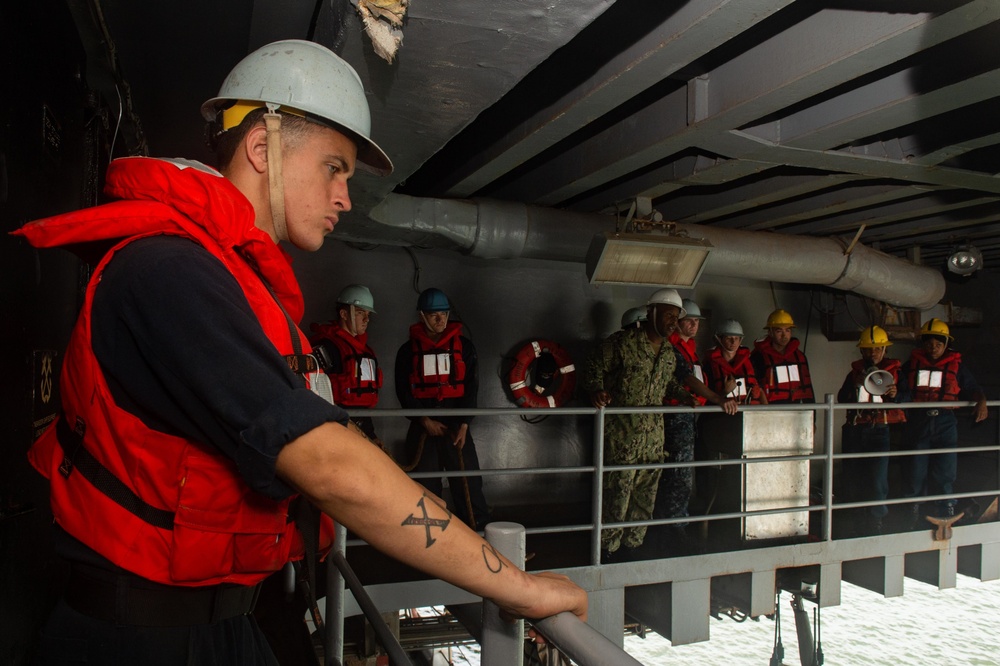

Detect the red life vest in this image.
[705,346,765,404]
[906,348,962,403]
[752,337,815,403]
[310,322,382,408]
[665,332,706,406]
[846,358,906,425]
[13,157,333,587]
[407,321,467,401]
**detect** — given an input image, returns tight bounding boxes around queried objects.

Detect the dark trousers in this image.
[841,423,890,518]
[33,598,278,666]
[904,411,958,509]
[655,413,695,522]
[405,421,491,529]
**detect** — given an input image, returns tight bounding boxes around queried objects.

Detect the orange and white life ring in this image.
[507,339,576,408]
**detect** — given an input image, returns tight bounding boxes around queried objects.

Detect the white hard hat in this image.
[646,288,687,319]
[337,284,375,313]
[201,39,393,175]
[716,319,745,337]
[620,307,647,329]
[681,298,703,319]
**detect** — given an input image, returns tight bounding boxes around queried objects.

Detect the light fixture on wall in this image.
[586,197,713,288]
[946,245,983,276]
[585,231,713,288]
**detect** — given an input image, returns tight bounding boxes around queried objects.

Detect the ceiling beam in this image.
[492,1,999,206]
[441,0,795,198]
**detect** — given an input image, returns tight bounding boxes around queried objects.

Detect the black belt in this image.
[65,566,261,626]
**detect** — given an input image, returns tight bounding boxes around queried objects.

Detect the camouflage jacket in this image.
[583,326,689,406]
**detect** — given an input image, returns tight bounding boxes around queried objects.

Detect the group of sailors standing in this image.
[594,290,988,560]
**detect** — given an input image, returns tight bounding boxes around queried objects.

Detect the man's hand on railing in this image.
[590,389,611,408]
[493,570,588,642]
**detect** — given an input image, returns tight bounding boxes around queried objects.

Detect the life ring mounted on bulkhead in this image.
[507,339,576,408]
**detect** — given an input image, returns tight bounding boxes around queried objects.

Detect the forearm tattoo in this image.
[482,543,507,574]
[401,493,452,548]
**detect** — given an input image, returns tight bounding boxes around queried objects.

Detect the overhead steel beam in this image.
[442,0,795,198]
[654,174,866,223]
[747,68,1000,152]
[774,195,1000,235]
[494,1,999,206]
[739,185,930,231]
[700,130,1000,194]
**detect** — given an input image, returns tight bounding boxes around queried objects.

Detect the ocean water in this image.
[438,575,1000,665]
[623,575,1000,665]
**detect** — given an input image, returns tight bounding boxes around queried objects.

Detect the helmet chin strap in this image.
[347,305,358,336]
[264,105,288,242]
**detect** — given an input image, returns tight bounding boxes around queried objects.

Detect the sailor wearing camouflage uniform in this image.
[585,289,692,556]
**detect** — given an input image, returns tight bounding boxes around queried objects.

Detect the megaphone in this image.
[863,369,895,396]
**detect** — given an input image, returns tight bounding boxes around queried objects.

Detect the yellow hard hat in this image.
[857,325,892,348]
[920,318,953,341]
[765,309,796,328]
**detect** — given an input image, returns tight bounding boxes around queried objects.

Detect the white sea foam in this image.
[623,575,1000,665]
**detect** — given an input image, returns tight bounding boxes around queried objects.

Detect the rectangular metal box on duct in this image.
[699,411,813,540]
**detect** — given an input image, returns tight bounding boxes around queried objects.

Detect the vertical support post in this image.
[325,522,347,666]
[823,393,836,542]
[482,522,526,666]
[592,407,605,565]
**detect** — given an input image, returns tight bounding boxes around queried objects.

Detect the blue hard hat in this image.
[417,288,451,312]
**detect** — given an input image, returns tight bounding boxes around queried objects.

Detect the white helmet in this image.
[646,288,686,318]
[202,39,392,176]
[337,284,375,313]
[681,298,703,319]
[620,307,647,329]
[716,318,744,337]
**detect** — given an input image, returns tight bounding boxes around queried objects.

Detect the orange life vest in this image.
[406,322,467,401]
[752,337,815,403]
[13,157,333,587]
[310,322,382,408]
[665,332,706,406]
[705,346,764,404]
[846,358,906,425]
[906,348,962,403]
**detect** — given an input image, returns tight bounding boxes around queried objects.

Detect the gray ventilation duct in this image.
[364,193,945,309]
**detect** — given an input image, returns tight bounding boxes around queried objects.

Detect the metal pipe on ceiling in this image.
[366,193,945,309]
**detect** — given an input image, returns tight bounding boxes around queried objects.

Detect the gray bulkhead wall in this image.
[290,240,867,511]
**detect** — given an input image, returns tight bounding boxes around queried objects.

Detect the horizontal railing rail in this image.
[330,397,999,662]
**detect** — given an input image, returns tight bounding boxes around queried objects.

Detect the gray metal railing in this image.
[325,397,999,663]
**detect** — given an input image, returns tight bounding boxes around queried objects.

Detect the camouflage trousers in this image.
[601,413,664,553]
[655,413,696,522]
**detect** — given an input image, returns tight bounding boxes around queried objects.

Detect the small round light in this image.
[946,246,983,276]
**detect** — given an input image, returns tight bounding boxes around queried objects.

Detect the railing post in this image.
[823,393,836,542]
[325,522,347,666]
[592,407,605,565]
[482,522,526,666]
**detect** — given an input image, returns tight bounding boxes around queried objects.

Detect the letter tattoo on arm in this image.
[482,543,507,574]
[401,493,452,548]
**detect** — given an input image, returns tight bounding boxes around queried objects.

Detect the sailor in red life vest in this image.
[704,319,768,405]
[310,284,383,443]
[898,318,988,523]
[750,309,816,404]
[655,299,710,528]
[395,288,491,530]
[836,326,904,535]
[13,41,585,664]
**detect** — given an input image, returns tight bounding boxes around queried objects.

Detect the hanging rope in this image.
[400,432,426,472]
[812,604,824,665]
[770,591,784,666]
[456,444,477,532]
